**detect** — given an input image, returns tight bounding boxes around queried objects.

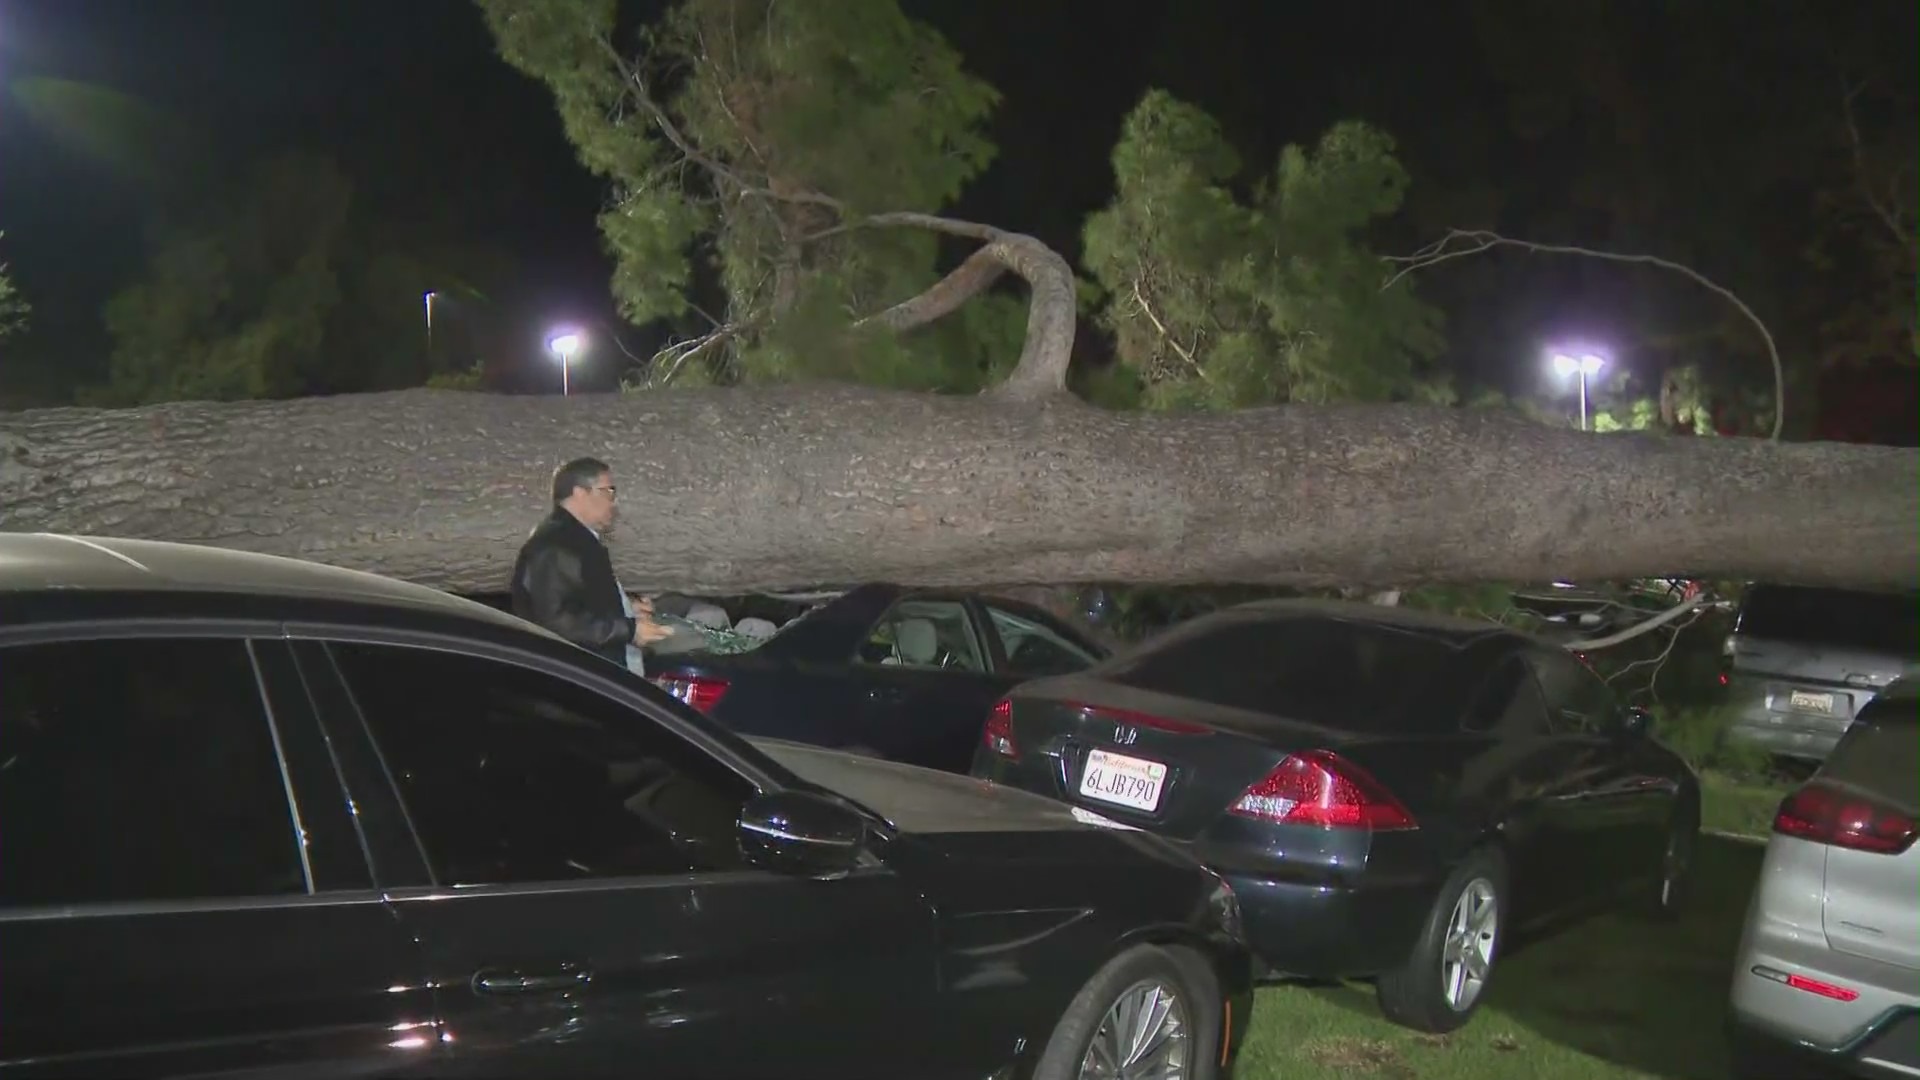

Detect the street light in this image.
[423,291,437,367]
[547,331,583,396]
[1551,351,1606,430]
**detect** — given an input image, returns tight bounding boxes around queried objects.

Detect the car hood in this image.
[749,737,1148,837]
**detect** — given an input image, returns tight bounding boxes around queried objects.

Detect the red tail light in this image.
[1773,783,1918,854]
[983,699,1018,758]
[654,673,730,714]
[1230,750,1417,831]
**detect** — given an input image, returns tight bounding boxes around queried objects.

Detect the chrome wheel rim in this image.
[1440,877,1498,1012]
[1078,978,1190,1079]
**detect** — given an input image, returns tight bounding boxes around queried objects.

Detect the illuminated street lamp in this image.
[1551,351,1606,431]
[547,331,583,396]
[423,291,437,367]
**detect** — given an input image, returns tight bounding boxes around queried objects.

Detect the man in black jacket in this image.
[511,457,672,670]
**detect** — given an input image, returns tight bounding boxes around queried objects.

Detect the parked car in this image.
[648,584,1110,772]
[972,598,1701,1033]
[1723,583,1918,762]
[1727,680,1919,1079]
[0,533,1252,1079]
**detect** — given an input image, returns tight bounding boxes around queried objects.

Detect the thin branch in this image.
[1129,279,1209,381]
[1841,79,1915,250]
[1385,229,1786,441]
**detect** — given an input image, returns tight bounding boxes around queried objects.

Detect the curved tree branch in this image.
[1384,229,1787,441]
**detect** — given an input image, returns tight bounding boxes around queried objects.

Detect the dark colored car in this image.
[0,533,1251,1079]
[648,584,1110,772]
[972,598,1701,1033]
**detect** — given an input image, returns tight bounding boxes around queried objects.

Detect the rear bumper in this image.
[1729,1008,1920,1078]
[1725,717,1846,762]
[1219,868,1435,979]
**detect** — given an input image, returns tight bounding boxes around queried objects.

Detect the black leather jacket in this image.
[510,509,636,666]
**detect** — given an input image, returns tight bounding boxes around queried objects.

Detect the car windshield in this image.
[1737,585,1919,657]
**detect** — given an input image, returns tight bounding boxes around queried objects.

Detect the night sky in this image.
[1,0,1914,438]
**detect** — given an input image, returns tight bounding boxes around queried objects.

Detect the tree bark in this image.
[2,386,1912,595]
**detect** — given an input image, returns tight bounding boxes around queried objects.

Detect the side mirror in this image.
[1619,706,1654,738]
[737,790,869,880]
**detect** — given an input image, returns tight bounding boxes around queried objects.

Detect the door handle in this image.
[471,966,592,996]
[868,686,907,703]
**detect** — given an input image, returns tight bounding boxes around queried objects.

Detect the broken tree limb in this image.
[1,385,1912,595]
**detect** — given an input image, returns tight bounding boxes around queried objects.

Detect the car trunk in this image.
[1006,676,1378,840]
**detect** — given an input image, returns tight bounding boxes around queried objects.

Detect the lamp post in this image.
[1551,351,1606,430]
[547,331,582,396]
[423,291,437,368]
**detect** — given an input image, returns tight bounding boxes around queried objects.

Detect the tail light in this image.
[983,698,1018,758]
[654,673,730,715]
[1230,750,1417,831]
[1773,783,1918,854]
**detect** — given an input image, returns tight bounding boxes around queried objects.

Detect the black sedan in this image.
[972,598,1701,1033]
[649,584,1110,772]
[0,533,1251,1079]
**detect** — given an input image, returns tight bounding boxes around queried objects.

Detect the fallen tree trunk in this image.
[2,385,1913,594]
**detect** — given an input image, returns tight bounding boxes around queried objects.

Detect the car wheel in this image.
[1649,800,1699,920]
[1030,944,1219,1080]
[1376,846,1507,1033]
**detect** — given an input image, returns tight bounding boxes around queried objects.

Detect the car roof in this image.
[1228,597,1521,640]
[0,532,555,642]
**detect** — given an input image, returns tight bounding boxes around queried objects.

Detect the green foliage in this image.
[0,233,28,345]
[1082,91,1446,410]
[477,0,1011,389]
[86,152,485,406]
[426,362,487,391]
[1656,704,1772,779]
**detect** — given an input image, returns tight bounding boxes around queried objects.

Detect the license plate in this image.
[1080,749,1167,813]
[1788,689,1836,715]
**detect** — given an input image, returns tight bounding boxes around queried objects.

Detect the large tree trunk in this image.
[1,385,1912,594]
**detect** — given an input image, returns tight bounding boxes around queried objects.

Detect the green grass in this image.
[1234,834,1767,1080]
[1699,771,1789,838]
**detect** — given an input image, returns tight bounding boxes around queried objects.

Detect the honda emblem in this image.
[1113,725,1139,746]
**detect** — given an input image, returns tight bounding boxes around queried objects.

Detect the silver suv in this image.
[1728,682,1919,1077]
[1723,585,1917,762]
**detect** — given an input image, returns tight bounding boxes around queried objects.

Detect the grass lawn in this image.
[1233,832,1768,1080]
[1700,771,1792,839]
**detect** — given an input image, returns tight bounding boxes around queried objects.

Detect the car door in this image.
[1454,650,1597,923]
[0,630,438,1079]
[1526,648,1672,898]
[302,634,945,1080]
[850,593,1006,771]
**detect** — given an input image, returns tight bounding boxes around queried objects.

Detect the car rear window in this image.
[1736,585,1919,657]
[1823,706,1919,815]
[1107,615,1459,731]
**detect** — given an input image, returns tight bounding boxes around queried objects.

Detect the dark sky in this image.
[0,0,1912,439]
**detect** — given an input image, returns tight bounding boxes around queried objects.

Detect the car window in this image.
[1463,655,1553,736]
[1737,584,1919,657]
[0,637,308,907]
[854,598,986,673]
[1109,616,1458,731]
[985,605,1098,677]
[329,642,755,887]
[1528,650,1618,735]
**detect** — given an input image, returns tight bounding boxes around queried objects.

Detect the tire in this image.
[1648,799,1699,921]
[1376,846,1508,1033]
[1031,944,1220,1080]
